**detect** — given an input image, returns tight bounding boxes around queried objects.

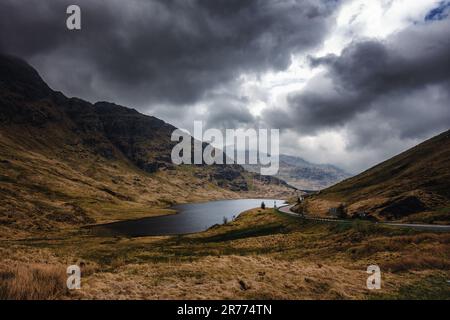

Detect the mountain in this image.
[242,153,350,190]
[0,54,293,237]
[276,155,350,190]
[295,130,450,223]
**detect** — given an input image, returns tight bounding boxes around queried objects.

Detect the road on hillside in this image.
[277,205,450,232]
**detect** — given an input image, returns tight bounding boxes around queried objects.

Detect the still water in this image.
[92,198,286,237]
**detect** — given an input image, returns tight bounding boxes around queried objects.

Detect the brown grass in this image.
[0,263,68,300]
[0,209,448,300]
[79,255,369,300]
[382,255,450,273]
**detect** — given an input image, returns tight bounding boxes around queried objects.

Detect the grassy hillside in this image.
[0,54,293,238]
[296,130,450,223]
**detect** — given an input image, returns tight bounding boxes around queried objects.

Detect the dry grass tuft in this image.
[0,263,68,300]
[382,255,450,273]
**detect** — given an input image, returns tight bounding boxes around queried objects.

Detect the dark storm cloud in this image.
[266,18,450,146]
[205,94,256,130]
[0,0,340,108]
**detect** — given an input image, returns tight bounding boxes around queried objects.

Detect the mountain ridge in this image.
[0,54,293,238]
[241,153,350,190]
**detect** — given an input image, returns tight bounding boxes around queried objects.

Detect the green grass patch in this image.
[371,274,450,300]
[197,224,289,243]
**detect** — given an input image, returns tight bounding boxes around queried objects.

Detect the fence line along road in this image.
[277,204,450,232]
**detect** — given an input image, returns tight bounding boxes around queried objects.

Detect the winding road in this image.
[277,204,450,232]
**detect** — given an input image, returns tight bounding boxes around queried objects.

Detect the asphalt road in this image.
[277,204,450,232]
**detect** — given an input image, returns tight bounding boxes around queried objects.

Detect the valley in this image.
[0,54,448,301]
[0,54,294,239]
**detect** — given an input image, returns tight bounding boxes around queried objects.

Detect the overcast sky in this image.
[1,0,449,173]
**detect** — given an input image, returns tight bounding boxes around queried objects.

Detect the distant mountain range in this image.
[241,153,351,190]
[0,54,292,237]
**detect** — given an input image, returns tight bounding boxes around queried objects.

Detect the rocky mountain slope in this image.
[276,155,350,190]
[0,54,292,238]
[295,130,450,223]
